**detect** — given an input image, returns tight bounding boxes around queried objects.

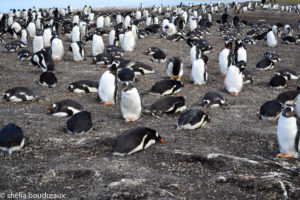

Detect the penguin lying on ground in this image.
[109,127,165,156]
[146,47,167,63]
[258,100,283,120]
[67,80,99,94]
[145,96,186,115]
[0,124,25,155]
[2,87,38,103]
[17,49,33,61]
[149,80,185,96]
[45,99,84,117]
[201,92,226,109]
[67,111,93,135]
[177,109,212,130]
[274,69,299,80]
[39,72,57,88]
[269,75,287,89]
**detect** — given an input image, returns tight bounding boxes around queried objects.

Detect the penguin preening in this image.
[66,111,93,135]
[2,87,37,103]
[18,49,33,61]
[146,47,166,63]
[277,106,300,158]
[225,61,246,96]
[177,109,212,130]
[120,82,142,122]
[30,49,55,72]
[45,99,84,117]
[0,124,25,155]
[109,127,165,156]
[166,56,183,81]
[67,80,99,93]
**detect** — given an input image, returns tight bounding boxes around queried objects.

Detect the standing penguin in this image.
[30,49,55,72]
[225,61,246,96]
[92,28,105,56]
[219,40,232,77]
[70,41,85,61]
[234,39,247,64]
[0,124,25,155]
[191,48,207,85]
[43,24,52,48]
[96,15,104,28]
[109,127,165,156]
[19,29,29,45]
[167,56,183,81]
[27,20,36,39]
[32,29,44,53]
[267,25,278,47]
[51,32,64,61]
[71,23,81,42]
[123,25,135,52]
[98,63,118,105]
[121,82,142,122]
[277,106,300,158]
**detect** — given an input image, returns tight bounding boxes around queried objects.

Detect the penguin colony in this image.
[0,2,300,160]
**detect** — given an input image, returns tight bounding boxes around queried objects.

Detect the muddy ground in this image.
[0,4,300,200]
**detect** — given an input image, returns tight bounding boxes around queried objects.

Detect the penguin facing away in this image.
[109,127,165,156]
[45,99,84,117]
[258,100,282,120]
[67,111,93,135]
[277,106,300,158]
[39,72,57,88]
[177,109,212,130]
[98,63,118,105]
[0,124,25,155]
[2,87,37,103]
[121,82,142,122]
[269,75,287,89]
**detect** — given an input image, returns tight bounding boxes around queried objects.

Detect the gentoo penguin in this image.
[10,21,22,39]
[118,68,135,83]
[32,30,44,53]
[149,80,185,96]
[269,75,287,89]
[66,111,93,135]
[17,49,33,61]
[276,90,300,105]
[92,28,105,56]
[39,72,57,88]
[71,23,81,42]
[0,124,25,155]
[104,15,111,27]
[264,49,281,62]
[67,80,99,93]
[27,20,36,39]
[45,99,84,117]
[98,63,118,105]
[91,53,112,65]
[106,45,124,58]
[166,56,183,81]
[51,32,64,61]
[225,61,246,96]
[234,39,247,64]
[19,29,29,45]
[70,41,85,61]
[275,69,299,80]
[164,23,177,36]
[146,47,166,63]
[30,49,55,72]
[255,58,275,71]
[296,94,300,118]
[191,48,207,85]
[242,70,254,84]
[202,91,226,109]
[121,82,142,122]
[123,25,135,52]
[267,25,278,47]
[43,24,52,48]
[219,40,232,77]
[96,16,104,29]
[189,17,197,31]
[109,127,165,156]
[130,62,154,75]
[283,24,293,37]
[177,110,211,130]
[277,106,300,158]
[282,36,300,45]
[146,96,186,115]
[2,86,37,102]
[258,100,282,120]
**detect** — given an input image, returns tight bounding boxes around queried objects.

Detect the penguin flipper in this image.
[296,120,300,153]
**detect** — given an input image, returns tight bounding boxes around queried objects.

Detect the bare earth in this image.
[0,5,300,200]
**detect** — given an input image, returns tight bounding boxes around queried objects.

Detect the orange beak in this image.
[211,47,215,50]
[209,119,212,123]
[67,90,71,93]
[45,106,50,110]
[183,84,186,87]
[3,99,7,103]
[90,60,93,64]
[203,105,207,110]
[159,138,165,143]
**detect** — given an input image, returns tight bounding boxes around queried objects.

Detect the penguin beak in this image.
[183,84,187,87]
[284,111,291,117]
[209,119,212,123]
[3,99,7,103]
[203,105,207,110]
[90,60,94,64]
[67,90,71,93]
[45,106,50,110]
[159,138,165,143]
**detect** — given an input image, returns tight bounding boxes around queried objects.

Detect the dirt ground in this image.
[0,3,300,200]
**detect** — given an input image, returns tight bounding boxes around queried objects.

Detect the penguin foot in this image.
[100,101,113,105]
[277,153,294,158]
[231,92,239,96]
[176,77,181,81]
[125,118,137,122]
[3,99,7,103]
[170,77,175,80]
[53,58,61,62]
[220,73,226,77]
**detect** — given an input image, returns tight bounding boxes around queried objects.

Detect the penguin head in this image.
[224,40,232,49]
[109,62,119,75]
[148,130,165,144]
[2,92,10,103]
[35,29,43,36]
[94,28,102,36]
[236,39,243,48]
[67,84,74,93]
[282,106,295,118]
[121,82,134,92]
[45,103,59,114]
[236,60,246,72]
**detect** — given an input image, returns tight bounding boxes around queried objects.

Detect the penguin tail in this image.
[140,90,150,96]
